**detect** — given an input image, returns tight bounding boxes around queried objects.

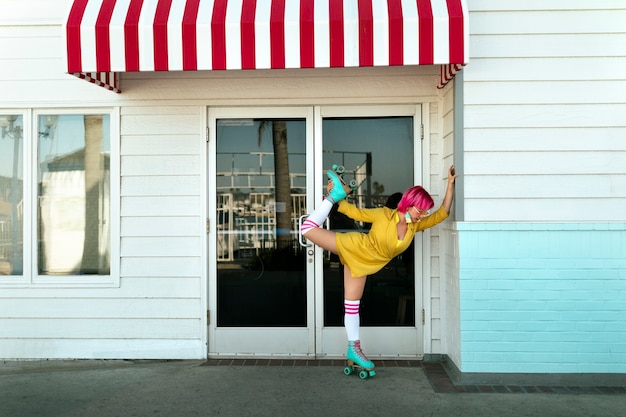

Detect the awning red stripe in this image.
[299,0,315,68]
[328,0,344,67]
[241,0,256,69]
[416,0,434,64]
[95,0,116,72]
[153,0,173,71]
[124,0,143,71]
[446,0,464,64]
[270,0,286,69]
[66,0,89,73]
[182,0,201,70]
[387,0,403,66]
[211,0,227,70]
[358,0,373,67]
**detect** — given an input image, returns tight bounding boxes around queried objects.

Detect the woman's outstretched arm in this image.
[442,165,458,214]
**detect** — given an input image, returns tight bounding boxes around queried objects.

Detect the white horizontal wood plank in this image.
[121,237,201,257]
[469,0,626,12]
[121,155,200,176]
[465,198,623,222]
[464,57,626,82]
[469,10,626,35]
[0,298,200,319]
[471,34,626,58]
[121,176,201,196]
[0,35,60,59]
[0,0,67,23]
[464,151,625,175]
[465,81,626,105]
[121,216,201,237]
[121,257,200,277]
[442,85,454,114]
[442,135,454,158]
[121,196,200,216]
[464,128,626,152]
[0,339,204,359]
[464,175,624,199]
[121,114,201,136]
[0,58,70,81]
[120,106,204,116]
[465,104,626,128]
[121,135,199,155]
[443,113,454,138]
[0,277,200,298]
[118,277,200,298]
[0,78,123,104]
[0,318,201,339]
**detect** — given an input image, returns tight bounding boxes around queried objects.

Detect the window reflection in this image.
[216,119,307,326]
[0,115,24,275]
[322,116,416,327]
[38,115,111,275]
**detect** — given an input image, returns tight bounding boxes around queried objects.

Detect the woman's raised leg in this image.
[300,197,338,253]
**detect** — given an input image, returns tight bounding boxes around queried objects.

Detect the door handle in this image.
[298,215,313,247]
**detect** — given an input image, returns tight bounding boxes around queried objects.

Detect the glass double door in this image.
[208,106,423,359]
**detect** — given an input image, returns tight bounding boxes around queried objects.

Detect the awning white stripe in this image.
[196,0,215,70]
[109,0,130,71]
[313,1,330,68]
[283,1,300,69]
[168,0,187,71]
[402,0,419,66]
[372,0,389,67]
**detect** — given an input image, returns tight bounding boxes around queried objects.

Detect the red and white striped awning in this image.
[64,0,468,93]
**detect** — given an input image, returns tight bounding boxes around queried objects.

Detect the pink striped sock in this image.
[344,300,361,341]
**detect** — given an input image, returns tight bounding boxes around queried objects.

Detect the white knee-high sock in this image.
[300,198,334,235]
[344,299,361,342]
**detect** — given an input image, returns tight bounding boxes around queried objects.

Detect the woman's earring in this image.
[405,211,412,224]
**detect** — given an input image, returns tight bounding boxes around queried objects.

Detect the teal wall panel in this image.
[456,223,626,373]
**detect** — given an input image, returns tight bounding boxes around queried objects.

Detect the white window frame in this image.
[0,108,120,288]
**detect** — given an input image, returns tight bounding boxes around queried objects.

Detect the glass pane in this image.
[38,115,111,275]
[323,117,415,327]
[0,115,24,275]
[216,119,307,327]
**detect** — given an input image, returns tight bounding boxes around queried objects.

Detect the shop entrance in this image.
[207,105,424,358]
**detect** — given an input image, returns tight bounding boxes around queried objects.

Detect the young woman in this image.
[300,165,458,370]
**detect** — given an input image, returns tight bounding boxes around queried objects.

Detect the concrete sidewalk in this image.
[1,360,624,417]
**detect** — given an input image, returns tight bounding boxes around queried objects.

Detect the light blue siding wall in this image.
[457,223,626,373]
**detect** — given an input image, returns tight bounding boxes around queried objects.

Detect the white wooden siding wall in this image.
[439,78,462,365]
[120,106,205,358]
[464,0,626,222]
[0,5,206,357]
[0,2,453,359]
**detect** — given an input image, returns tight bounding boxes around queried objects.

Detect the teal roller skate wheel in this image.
[332,164,345,174]
[348,179,357,190]
[344,366,353,376]
[359,370,369,380]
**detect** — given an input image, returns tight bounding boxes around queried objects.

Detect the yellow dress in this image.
[335,201,449,277]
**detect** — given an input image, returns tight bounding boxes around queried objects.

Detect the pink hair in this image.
[397,186,434,213]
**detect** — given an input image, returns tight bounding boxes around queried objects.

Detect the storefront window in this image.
[37,114,111,275]
[0,115,24,276]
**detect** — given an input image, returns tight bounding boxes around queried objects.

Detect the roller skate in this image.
[343,340,376,380]
[326,164,358,204]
